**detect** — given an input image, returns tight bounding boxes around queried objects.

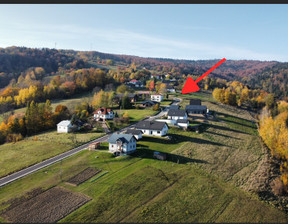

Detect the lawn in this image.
[115,108,157,123]
[0,130,104,178]
[160,99,173,106]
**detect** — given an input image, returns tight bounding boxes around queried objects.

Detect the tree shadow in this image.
[130,147,208,165]
[205,130,242,140]
[205,123,247,135]
[217,112,256,125]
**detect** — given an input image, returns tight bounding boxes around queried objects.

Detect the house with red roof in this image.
[93,107,114,121]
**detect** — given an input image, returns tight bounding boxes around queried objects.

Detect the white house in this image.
[57,120,74,133]
[166,85,176,93]
[108,133,137,155]
[124,129,143,140]
[167,109,188,121]
[93,107,114,121]
[151,94,163,102]
[135,121,169,137]
[177,119,189,128]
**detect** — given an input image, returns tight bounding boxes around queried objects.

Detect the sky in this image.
[0,4,288,62]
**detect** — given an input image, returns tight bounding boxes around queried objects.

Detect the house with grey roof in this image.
[124,129,143,140]
[108,133,137,155]
[135,121,169,137]
[167,109,188,121]
[169,105,180,110]
[177,119,189,128]
[190,99,202,105]
[185,105,207,115]
[57,120,78,133]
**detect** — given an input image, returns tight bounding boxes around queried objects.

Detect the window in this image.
[157,131,160,134]
[112,145,114,148]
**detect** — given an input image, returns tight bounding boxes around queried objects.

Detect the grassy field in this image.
[0,130,104,178]
[115,108,157,123]
[0,91,287,222]
[0,92,93,123]
[160,99,173,106]
[0,135,286,223]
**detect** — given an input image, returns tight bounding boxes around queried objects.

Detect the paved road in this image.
[0,97,181,187]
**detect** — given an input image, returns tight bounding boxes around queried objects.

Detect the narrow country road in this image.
[0,97,181,187]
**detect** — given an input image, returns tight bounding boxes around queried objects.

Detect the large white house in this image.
[93,107,114,121]
[135,121,169,137]
[57,120,74,133]
[167,109,188,121]
[151,94,163,102]
[108,133,137,155]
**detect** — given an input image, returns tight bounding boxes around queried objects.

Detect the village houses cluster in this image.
[56,81,208,158]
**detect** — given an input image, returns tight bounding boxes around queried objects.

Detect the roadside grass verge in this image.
[0,130,104,178]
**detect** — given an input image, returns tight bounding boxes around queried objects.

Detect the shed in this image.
[88,142,101,151]
[153,151,167,161]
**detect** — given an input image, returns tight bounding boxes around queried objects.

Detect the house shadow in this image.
[140,134,228,147]
[130,147,208,165]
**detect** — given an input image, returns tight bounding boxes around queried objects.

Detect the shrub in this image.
[271,177,286,196]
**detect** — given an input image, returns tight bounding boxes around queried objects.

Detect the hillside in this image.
[0,46,287,98]
[0,91,287,223]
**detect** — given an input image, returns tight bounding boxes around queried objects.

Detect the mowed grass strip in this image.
[61,166,178,223]
[122,166,288,223]
[0,130,104,178]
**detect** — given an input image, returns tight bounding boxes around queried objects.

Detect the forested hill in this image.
[0,46,287,98]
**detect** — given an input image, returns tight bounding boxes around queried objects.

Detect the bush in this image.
[153,104,160,111]
[6,133,23,143]
[271,177,286,196]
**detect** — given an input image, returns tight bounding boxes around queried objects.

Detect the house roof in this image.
[169,105,180,110]
[57,120,71,127]
[185,105,207,110]
[135,121,168,131]
[136,91,150,95]
[167,109,187,117]
[141,100,158,105]
[177,119,189,124]
[108,133,136,144]
[130,79,138,82]
[125,129,143,135]
[190,99,202,105]
[93,107,113,115]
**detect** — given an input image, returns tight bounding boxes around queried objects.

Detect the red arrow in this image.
[181,58,226,94]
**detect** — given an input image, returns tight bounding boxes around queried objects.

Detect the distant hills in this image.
[0,46,287,98]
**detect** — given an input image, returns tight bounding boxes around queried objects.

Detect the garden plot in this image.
[1,186,90,223]
[66,167,102,186]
